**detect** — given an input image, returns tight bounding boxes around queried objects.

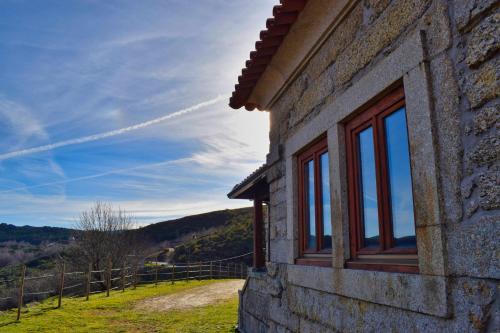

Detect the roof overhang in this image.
[227,164,269,200]
[229,0,355,111]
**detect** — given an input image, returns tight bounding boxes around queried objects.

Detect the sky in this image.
[0,0,274,228]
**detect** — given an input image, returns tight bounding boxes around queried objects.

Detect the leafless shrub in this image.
[73,202,141,272]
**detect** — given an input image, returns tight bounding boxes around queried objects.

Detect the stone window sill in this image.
[287,264,449,318]
[295,257,332,267]
[345,259,419,274]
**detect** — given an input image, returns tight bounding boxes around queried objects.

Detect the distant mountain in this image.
[0,223,73,245]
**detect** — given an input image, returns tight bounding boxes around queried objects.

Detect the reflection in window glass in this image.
[305,160,316,249]
[384,107,416,247]
[320,152,332,249]
[358,127,379,247]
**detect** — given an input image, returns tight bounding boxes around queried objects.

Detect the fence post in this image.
[16,264,26,321]
[240,263,243,279]
[198,262,201,281]
[186,262,190,282]
[154,259,158,286]
[106,260,111,297]
[209,262,213,280]
[121,262,126,292]
[133,265,138,290]
[219,261,222,279]
[57,261,65,308]
[86,263,91,301]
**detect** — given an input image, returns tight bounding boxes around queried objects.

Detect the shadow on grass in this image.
[0,303,58,327]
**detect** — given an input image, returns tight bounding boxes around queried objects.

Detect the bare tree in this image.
[74,202,138,271]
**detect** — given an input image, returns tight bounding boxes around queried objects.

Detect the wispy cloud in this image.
[0,95,227,161]
[0,158,190,194]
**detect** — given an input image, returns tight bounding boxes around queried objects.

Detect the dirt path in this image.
[135,280,245,312]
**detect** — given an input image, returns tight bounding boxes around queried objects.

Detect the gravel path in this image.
[134,280,245,312]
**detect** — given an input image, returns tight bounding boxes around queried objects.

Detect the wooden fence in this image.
[0,253,251,322]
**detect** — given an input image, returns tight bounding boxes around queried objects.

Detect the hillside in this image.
[171,208,253,264]
[138,207,253,244]
[0,223,73,245]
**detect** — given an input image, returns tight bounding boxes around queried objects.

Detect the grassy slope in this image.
[172,208,253,264]
[0,280,239,333]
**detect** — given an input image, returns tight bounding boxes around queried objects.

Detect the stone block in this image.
[247,275,269,293]
[241,289,270,321]
[290,66,335,128]
[267,162,284,184]
[273,72,308,117]
[466,135,500,170]
[453,0,497,31]
[415,225,446,275]
[447,215,500,279]
[270,219,287,240]
[286,285,337,328]
[333,0,430,85]
[270,204,287,223]
[466,57,500,109]
[269,177,286,194]
[287,264,450,317]
[451,277,500,332]
[298,318,335,333]
[305,3,363,80]
[268,321,293,333]
[364,0,392,24]
[462,175,477,199]
[478,167,500,210]
[429,54,462,224]
[419,0,452,58]
[466,11,500,68]
[270,239,291,263]
[270,188,286,207]
[240,310,268,333]
[471,104,500,134]
[266,262,279,278]
[268,297,299,331]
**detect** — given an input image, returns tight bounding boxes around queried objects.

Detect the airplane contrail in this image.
[0,158,193,194]
[0,94,228,161]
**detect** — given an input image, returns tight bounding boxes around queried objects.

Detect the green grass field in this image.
[0,280,239,333]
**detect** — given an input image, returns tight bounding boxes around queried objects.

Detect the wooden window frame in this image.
[345,87,418,273]
[296,135,332,266]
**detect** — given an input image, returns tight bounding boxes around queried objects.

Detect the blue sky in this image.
[0,0,273,227]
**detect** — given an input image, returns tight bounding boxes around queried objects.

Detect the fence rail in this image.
[0,252,252,322]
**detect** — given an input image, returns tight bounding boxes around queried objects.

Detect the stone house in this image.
[227,0,499,332]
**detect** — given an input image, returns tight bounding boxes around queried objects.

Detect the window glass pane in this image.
[358,127,380,247]
[384,107,416,247]
[320,152,332,249]
[305,160,316,249]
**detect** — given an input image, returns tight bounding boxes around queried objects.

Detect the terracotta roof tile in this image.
[229,0,307,110]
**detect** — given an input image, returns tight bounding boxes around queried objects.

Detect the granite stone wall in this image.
[239,0,499,332]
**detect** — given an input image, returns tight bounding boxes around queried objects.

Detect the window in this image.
[297,136,332,265]
[345,87,418,273]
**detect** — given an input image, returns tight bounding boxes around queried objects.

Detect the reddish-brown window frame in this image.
[296,135,332,266]
[345,87,418,273]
